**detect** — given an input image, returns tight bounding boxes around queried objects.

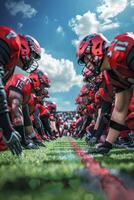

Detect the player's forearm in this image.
[11,98,23,126]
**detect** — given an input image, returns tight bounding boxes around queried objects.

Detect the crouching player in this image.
[5,69,49,149]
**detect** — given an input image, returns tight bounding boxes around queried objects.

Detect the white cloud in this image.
[17,22,23,29]
[63,101,71,106]
[100,20,120,32]
[47,98,74,111]
[69,11,100,41]
[56,26,65,36]
[97,0,128,20]
[38,48,82,93]
[69,10,119,46]
[130,0,134,7]
[57,102,75,111]
[5,0,37,18]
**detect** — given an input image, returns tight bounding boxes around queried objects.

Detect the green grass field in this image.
[0,137,134,200]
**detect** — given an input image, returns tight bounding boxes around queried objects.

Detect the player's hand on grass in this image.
[3,130,22,156]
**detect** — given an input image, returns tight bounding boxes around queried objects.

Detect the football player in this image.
[0,26,41,155]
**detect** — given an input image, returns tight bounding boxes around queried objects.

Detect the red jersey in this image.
[88,90,95,101]
[86,103,95,113]
[28,94,40,115]
[0,26,21,81]
[5,74,32,105]
[36,104,50,117]
[107,32,134,89]
[99,71,114,102]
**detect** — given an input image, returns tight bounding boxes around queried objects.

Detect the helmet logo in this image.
[6,30,17,39]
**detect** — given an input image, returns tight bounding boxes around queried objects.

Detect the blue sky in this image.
[1,0,134,111]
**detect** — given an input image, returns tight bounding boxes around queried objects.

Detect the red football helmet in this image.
[76,33,108,76]
[19,34,41,72]
[36,88,49,103]
[45,101,57,112]
[79,84,89,96]
[75,95,82,104]
[29,69,51,93]
[75,94,89,106]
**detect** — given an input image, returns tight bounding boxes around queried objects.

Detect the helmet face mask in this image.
[80,53,101,78]
[42,88,49,98]
[19,34,41,73]
[78,53,92,66]
[82,66,97,84]
[22,55,39,73]
[25,51,41,73]
[36,88,49,105]
[82,66,93,78]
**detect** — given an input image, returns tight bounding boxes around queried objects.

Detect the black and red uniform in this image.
[36,103,50,117]
[0,26,21,82]
[4,74,39,148]
[0,26,22,140]
[92,71,114,142]
[5,74,32,131]
[38,104,54,138]
[5,74,32,105]
[31,100,53,139]
[106,33,134,136]
[107,32,134,91]
[99,71,114,103]
[28,94,48,139]
[28,94,39,118]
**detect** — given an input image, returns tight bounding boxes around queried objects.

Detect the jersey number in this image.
[16,80,25,90]
[114,40,129,52]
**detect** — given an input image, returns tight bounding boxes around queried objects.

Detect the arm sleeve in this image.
[127,47,134,71]
[0,39,10,66]
[95,99,112,139]
[0,39,14,137]
[40,115,53,136]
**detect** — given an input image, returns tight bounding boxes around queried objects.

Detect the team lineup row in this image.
[75,32,134,154]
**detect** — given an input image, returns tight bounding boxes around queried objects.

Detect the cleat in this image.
[32,137,46,147]
[23,142,39,149]
[87,136,97,146]
[87,143,112,154]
